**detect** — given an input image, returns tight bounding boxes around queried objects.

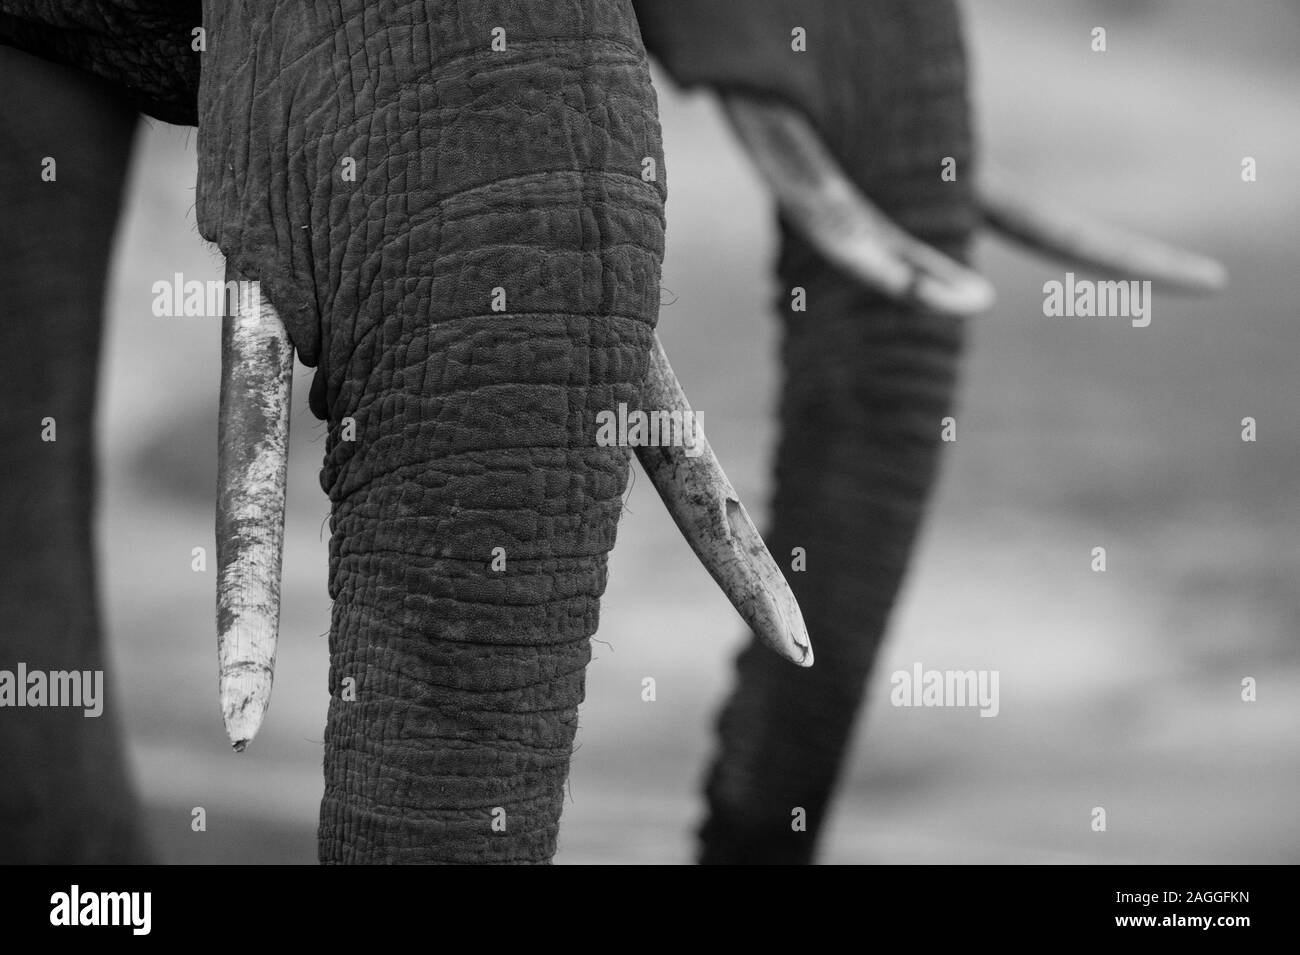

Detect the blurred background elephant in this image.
[1,0,1297,864]
[0,43,145,863]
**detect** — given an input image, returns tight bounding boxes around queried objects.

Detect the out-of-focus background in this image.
[98,0,1299,862]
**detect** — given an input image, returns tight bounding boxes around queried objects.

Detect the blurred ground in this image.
[97,0,1299,863]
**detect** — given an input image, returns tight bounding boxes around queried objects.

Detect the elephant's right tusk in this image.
[979,165,1228,292]
[722,94,996,318]
[215,266,293,752]
[634,336,812,667]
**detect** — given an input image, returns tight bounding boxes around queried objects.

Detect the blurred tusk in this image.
[215,266,293,752]
[979,165,1227,292]
[634,335,812,667]
[722,94,995,317]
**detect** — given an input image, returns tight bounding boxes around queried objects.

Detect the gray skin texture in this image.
[203,0,666,864]
[0,0,972,863]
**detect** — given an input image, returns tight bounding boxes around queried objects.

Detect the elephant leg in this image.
[0,47,147,862]
[700,274,965,864]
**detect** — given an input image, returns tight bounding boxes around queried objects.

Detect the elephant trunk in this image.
[316,308,659,863]
[691,0,977,863]
[195,0,665,862]
[701,270,967,863]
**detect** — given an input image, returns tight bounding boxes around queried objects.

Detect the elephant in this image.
[0,0,1221,864]
[0,43,147,864]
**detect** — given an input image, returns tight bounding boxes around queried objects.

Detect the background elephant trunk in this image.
[701,274,967,863]
[682,1,977,863]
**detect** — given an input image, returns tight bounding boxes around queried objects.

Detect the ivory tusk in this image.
[722,94,995,317]
[215,266,293,752]
[634,335,812,667]
[979,165,1227,292]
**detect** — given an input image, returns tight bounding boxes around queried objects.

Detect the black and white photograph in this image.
[0,0,1292,922]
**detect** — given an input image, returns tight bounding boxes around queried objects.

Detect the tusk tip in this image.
[1149,252,1227,293]
[755,613,813,667]
[220,664,272,754]
[917,274,997,317]
[776,601,814,668]
[787,623,815,668]
[978,169,1231,296]
[1191,259,1229,293]
[224,714,262,752]
[757,621,814,668]
[223,713,266,753]
[721,499,815,669]
[723,94,995,320]
[793,639,814,668]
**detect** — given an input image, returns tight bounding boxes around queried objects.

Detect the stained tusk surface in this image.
[722,94,995,317]
[216,266,293,752]
[634,335,812,667]
[979,165,1227,292]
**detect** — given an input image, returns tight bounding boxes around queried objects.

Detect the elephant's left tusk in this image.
[722,94,996,317]
[979,165,1228,292]
[216,266,293,752]
[635,335,812,667]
